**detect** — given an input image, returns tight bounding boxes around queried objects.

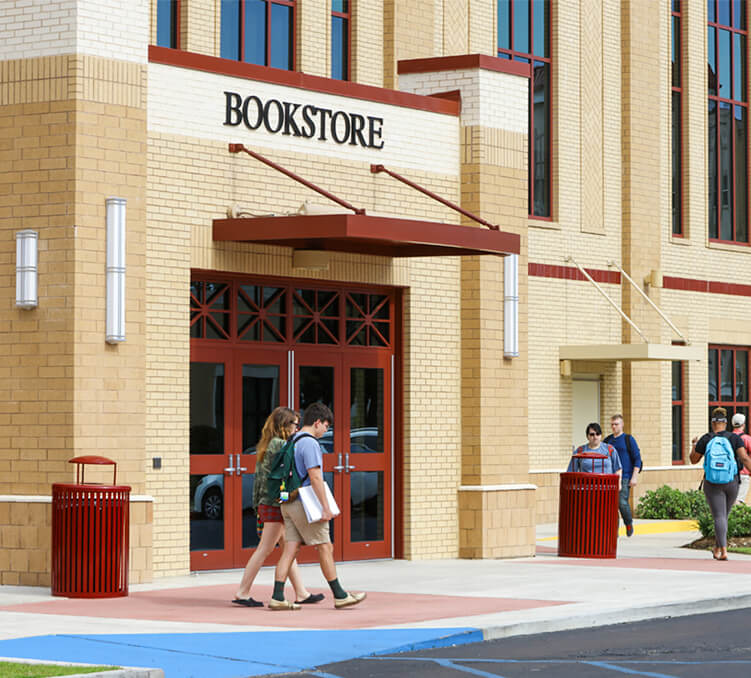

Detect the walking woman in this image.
[690,407,751,561]
[232,407,324,606]
[567,422,622,476]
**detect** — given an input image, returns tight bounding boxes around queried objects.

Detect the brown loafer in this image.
[334,591,366,609]
[268,598,301,610]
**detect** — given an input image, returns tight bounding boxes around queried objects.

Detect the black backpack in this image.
[266,433,314,504]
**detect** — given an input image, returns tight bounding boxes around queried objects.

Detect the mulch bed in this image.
[685,535,751,550]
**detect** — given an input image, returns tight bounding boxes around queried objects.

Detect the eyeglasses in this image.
[290,421,300,429]
[587,432,600,437]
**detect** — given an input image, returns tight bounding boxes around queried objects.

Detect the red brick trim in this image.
[149,46,461,116]
[398,54,529,78]
[663,276,751,297]
[528,263,621,285]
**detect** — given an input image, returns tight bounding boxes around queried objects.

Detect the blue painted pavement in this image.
[0,627,481,678]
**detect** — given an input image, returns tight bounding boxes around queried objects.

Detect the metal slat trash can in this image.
[51,456,131,597]
[558,453,619,559]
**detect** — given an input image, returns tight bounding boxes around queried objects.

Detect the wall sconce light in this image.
[16,229,38,310]
[106,197,126,344]
[504,253,519,358]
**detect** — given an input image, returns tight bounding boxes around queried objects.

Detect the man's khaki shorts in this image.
[281,498,331,545]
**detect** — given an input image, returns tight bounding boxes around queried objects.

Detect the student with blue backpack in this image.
[690,407,751,561]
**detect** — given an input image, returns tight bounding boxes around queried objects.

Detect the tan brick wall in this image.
[180,0,220,57]
[459,486,536,558]
[352,0,384,86]
[298,0,329,77]
[0,498,152,586]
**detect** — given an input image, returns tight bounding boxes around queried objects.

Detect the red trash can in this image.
[558,453,619,558]
[51,456,131,597]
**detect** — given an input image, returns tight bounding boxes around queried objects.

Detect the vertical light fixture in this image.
[16,229,38,310]
[504,253,519,358]
[106,197,126,344]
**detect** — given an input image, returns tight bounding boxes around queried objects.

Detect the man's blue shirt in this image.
[604,433,642,479]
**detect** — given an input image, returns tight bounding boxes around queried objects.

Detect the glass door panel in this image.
[189,356,233,569]
[237,352,287,561]
[342,355,391,560]
[294,352,343,560]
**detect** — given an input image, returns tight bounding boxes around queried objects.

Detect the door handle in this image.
[333,452,345,472]
[236,453,247,475]
[223,454,236,474]
[345,452,356,473]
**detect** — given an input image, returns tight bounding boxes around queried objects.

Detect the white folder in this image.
[298,483,340,523]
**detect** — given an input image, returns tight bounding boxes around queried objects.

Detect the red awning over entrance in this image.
[212,214,520,257]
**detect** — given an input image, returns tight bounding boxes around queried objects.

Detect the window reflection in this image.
[350,471,383,542]
[350,368,384,454]
[190,363,225,454]
[190,474,224,551]
[156,0,178,48]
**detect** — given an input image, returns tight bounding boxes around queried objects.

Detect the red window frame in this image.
[671,1,683,237]
[331,1,351,81]
[708,344,750,428]
[671,359,685,464]
[497,0,552,220]
[707,0,748,244]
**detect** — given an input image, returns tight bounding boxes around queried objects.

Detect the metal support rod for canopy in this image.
[565,256,649,343]
[229,143,366,215]
[607,261,689,345]
[370,164,499,230]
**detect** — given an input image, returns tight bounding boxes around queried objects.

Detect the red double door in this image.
[189,346,392,571]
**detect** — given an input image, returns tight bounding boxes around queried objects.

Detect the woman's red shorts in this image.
[257,503,283,523]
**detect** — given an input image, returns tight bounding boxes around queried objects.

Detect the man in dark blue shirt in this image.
[604,414,642,537]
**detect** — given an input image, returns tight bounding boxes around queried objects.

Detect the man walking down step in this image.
[604,414,643,537]
[269,401,366,610]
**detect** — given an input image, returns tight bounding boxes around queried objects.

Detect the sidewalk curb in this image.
[480,593,751,641]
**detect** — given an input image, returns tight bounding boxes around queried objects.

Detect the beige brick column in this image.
[399,58,534,558]
[620,0,671,463]
[0,0,152,585]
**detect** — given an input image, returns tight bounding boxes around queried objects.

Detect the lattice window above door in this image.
[190,281,231,340]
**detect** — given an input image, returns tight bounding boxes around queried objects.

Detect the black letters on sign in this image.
[222,90,385,149]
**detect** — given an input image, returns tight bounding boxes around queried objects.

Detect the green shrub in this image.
[696,501,751,539]
[635,485,692,519]
[685,489,708,518]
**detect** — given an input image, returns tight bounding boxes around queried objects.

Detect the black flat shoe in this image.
[295,593,324,604]
[232,597,264,607]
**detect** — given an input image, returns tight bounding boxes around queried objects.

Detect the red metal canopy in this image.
[212,214,520,257]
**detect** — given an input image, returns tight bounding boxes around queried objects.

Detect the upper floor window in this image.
[672,1,683,236]
[708,345,749,426]
[156,0,179,49]
[671,359,685,463]
[331,1,350,80]
[221,0,295,70]
[708,0,748,243]
[497,0,551,218]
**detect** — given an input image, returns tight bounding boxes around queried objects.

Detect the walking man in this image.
[269,401,366,610]
[604,414,642,537]
[731,413,751,504]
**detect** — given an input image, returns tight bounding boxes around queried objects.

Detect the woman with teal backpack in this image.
[690,407,751,561]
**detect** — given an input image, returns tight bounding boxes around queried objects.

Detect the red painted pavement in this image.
[532,555,751,574]
[0,585,567,630]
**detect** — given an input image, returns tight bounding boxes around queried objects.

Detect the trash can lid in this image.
[69,455,116,465]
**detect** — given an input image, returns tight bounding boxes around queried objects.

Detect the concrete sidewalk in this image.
[1,520,751,678]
